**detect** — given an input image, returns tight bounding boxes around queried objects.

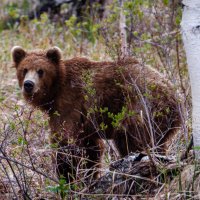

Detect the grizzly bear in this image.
[11,46,181,182]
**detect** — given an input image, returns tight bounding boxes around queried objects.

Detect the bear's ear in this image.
[46,47,62,64]
[11,46,26,66]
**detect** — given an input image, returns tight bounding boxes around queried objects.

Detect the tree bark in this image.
[119,0,128,58]
[181,0,200,159]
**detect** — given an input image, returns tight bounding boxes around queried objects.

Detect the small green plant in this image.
[6,2,20,19]
[47,178,69,199]
[47,178,80,199]
[17,136,28,145]
[108,106,135,128]
[100,122,108,131]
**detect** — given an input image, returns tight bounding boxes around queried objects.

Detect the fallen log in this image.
[78,152,186,198]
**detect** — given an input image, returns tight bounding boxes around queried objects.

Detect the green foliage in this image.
[47,178,69,199]
[104,151,110,164]
[193,146,200,151]
[81,19,100,44]
[175,6,182,25]
[47,178,80,199]
[5,2,20,19]
[108,106,135,128]
[163,0,169,6]
[9,121,16,131]
[54,111,61,117]
[124,0,144,19]
[18,136,28,145]
[105,1,120,24]
[50,142,59,149]
[32,13,52,32]
[99,107,109,114]
[65,15,81,38]
[21,0,30,13]
[0,92,5,102]
[82,70,96,101]
[100,122,108,131]
[65,15,100,44]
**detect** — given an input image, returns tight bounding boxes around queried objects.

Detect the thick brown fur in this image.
[12,47,181,182]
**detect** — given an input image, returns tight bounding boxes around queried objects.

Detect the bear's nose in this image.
[24,80,34,93]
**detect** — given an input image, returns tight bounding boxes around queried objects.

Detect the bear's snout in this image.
[24,80,34,94]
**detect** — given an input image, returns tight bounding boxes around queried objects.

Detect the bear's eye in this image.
[23,68,28,76]
[37,69,44,77]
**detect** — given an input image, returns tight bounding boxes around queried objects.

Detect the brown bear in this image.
[11,46,181,182]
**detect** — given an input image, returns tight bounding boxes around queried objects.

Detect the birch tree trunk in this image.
[181,0,200,159]
[119,0,128,58]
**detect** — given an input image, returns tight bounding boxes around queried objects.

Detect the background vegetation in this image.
[0,0,192,199]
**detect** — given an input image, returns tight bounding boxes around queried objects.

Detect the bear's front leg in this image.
[54,136,104,183]
[50,120,103,182]
[49,116,82,183]
[80,136,104,180]
[55,144,81,183]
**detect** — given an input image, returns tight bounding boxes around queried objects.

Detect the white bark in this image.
[181,0,200,159]
[119,0,128,58]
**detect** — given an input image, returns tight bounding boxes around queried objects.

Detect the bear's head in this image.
[11,46,62,107]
